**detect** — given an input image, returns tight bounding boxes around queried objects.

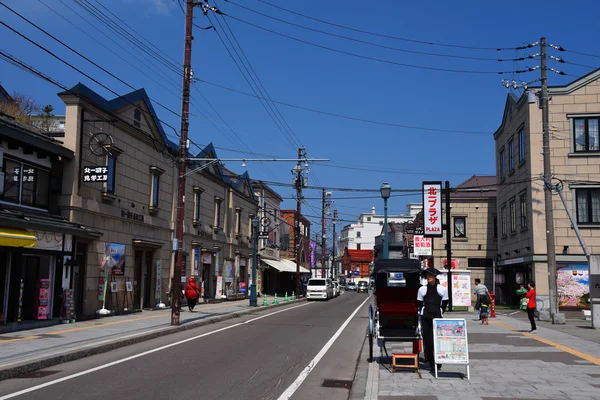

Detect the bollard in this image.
[273,293,278,305]
[284,292,289,302]
[262,293,268,306]
[291,292,295,301]
[490,293,496,318]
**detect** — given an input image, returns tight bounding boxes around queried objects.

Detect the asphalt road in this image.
[0,291,372,400]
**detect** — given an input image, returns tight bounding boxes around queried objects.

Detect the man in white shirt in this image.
[417,267,449,370]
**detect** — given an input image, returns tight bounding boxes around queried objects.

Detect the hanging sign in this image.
[155,259,162,300]
[413,235,432,256]
[423,181,443,237]
[82,166,108,183]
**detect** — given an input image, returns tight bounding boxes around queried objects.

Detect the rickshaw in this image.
[367,259,422,368]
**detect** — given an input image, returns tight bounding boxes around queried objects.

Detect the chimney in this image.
[372,207,376,215]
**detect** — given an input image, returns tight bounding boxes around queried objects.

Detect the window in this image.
[356,243,361,250]
[576,188,600,224]
[248,214,255,238]
[133,108,141,128]
[214,198,222,228]
[519,128,525,163]
[499,148,506,179]
[520,192,528,229]
[235,208,242,235]
[367,217,371,221]
[151,173,160,209]
[356,231,361,238]
[1,157,50,209]
[501,204,507,237]
[509,198,516,233]
[454,217,466,238]
[574,118,600,152]
[193,188,202,223]
[508,139,515,173]
[106,154,116,194]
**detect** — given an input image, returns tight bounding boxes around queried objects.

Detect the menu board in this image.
[433,318,469,365]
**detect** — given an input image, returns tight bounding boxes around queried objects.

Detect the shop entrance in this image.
[133,250,155,310]
[74,243,87,318]
[143,250,154,309]
[6,254,51,323]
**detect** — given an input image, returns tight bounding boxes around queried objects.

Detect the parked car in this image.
[332,280,340,297]
[307,278,332,300]
[346,282,357,291]
[357,281,369,293]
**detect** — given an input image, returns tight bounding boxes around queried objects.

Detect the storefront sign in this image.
[33,231,63,251]
[433,318,469,365]
[155,259,162,300]
[215,252,220,275]
[310,241,316,268]
[82,166,108,182]
[502,257,524,266]
[442,258,460,269]
[13,166,35,183]
[423,181,442,237]
[414,235,432,256]
[121,209,144,222]
[202,253,212,264]
[104,243,125,275]
[194,248,199,276]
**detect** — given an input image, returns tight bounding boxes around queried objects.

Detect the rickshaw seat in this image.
[376,286,418,316]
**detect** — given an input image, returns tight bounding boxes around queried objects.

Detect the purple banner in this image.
[310,241,316,268]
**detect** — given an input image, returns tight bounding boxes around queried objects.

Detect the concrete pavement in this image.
[356,309,600,400]
[0,292,370,400]
[0,295,300,381]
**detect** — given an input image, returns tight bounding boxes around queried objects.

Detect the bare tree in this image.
[0,92,41,125]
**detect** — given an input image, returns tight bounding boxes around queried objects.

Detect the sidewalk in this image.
[0,295,301,381]
[356,311,600,400]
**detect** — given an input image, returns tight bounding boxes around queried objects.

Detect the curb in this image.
[0,298,306,381]
[348,329,369,400]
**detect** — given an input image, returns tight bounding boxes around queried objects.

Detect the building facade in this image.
[0,110,101,330]
[341,249,374,281]
[280,210,311,269]
[495,70,600,310]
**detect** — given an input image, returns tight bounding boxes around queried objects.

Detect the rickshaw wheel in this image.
[368,304,374,362]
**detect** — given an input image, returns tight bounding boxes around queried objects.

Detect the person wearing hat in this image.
[417,267,449,370]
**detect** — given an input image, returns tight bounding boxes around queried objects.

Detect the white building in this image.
[338,203,422,255]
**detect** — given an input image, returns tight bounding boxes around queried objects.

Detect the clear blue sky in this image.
[1,0,598,232]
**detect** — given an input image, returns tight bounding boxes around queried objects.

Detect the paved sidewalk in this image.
[357,311,600,400]
[0,295,301,381]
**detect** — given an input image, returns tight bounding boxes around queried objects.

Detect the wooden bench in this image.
[391,352,419,373]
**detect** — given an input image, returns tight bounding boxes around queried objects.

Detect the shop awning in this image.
[261,258,310,274]
[0,209,103,240]
[0,228,36,248]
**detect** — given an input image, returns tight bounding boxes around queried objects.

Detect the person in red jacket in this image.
[525,281,537,333]
[184,277,201,312]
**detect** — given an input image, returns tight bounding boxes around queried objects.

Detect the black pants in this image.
[188,298,197,310]
[527,307,537,331]
[421,317,434,364]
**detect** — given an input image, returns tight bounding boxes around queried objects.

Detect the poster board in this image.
[216,276,223,299]
[427,270,472,308]
[433,318,470,379]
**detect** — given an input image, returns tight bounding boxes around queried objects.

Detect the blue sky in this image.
[1,0,599,233]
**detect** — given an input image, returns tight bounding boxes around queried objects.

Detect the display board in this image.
[432,318,470,379]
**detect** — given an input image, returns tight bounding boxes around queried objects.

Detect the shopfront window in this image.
[1,157,50,209]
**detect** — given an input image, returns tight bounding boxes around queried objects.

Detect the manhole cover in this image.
[19,370,61,379]
[322,379,352,389]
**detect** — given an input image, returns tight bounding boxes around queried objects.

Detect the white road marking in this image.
[277,295,371,400]
[0,303,311,400]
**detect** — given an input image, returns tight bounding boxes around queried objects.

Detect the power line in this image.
[199,80,494,135]
[225,0,524,62]
[253,0,516,52]
[223,13,525,75]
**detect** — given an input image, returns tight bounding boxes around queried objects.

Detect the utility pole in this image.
[445,180,453,312]
[540,37,559,323]
[321,188,326,279]
[172,0,195,326]
[332,209,337,279]
[294,147,305,297]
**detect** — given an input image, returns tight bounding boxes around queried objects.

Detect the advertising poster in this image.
[216,276,223,299]
[433,318,469,365]
[310,241,316,268]
[155,259,162,300]
[104,243,125,275]
[194,248,199,276]
[98,254,110,301]
[215,252,220,276]
[224,260,234,282]
[557,263,590,308]
[429,270,471,307]
[202,253,212,264]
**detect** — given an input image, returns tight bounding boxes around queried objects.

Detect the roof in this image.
[0,112,74,160]
[347,249,373,262]
[0,83,12,103]
[453,175,497,199]
[58,83,177,152]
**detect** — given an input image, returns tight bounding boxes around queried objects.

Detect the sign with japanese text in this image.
[155,259,162,300]
[423,181,443,237]
[82,166,108,183]
[413,235,432,256]
[433,318,469,365]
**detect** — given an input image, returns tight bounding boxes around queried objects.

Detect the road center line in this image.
[277,295,371,400]
[0,302,311,400]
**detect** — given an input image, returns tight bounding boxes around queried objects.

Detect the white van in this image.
[307,278,331,300]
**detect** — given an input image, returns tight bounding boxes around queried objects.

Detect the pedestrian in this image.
[516,284,528,311]
[479,295,490,325]
[525,281,537,333]
[184,277,201,312]
[417,267,449,371]
[474,278,489,320]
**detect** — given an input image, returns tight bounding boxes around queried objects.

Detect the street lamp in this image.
[380,182,391,259]
[249,217,259,307]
